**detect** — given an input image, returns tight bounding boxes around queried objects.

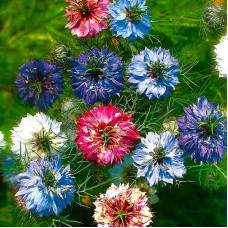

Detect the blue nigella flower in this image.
[178,97,227,163]
[132,131,186,186]
[15,59,63,110]
[16,157,75,216]
[128,47,180,100]
[69,48,124,104]
[109,0,152,41]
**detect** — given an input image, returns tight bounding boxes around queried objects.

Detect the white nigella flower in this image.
[214,35,228,77]
[0,131,6,149]
[11,112,67,161]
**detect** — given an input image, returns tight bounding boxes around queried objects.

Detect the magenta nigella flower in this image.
[76,103,141,166]
[93,183,153,227]
[15,60,63,110]
[178,97,227,163]
[65,0,110,39]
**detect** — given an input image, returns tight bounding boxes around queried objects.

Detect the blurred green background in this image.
[0,0,227,226]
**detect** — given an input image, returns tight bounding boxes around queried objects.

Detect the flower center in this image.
[127,5,144,21]
[44,169,56,188]
[77,2,90,17]
[36,135,51,152]
[100,126,116,145]
[199,121,218,137]
[29,81,42,93]
[147,61,165,79]
[86,67,104,80]
[153,146,166,162]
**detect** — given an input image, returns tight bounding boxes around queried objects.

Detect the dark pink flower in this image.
[65,0,110,39]
[76,103,141,166]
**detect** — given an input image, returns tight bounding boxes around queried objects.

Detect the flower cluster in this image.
[93,183,153,227]
[65,0,152,41]
[76,103,141,166]
[4,0,227,225]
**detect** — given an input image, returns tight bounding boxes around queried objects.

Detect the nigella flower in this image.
[16,157,75,216]
[132,131,186,186]
[109,0,152,41]
[128,47,180,100]
[93,183,153,227]
[76,103,141,166]
[214,35,227,77]
[65,0,110,39]
[11,113,67,161]
[15,59,63,110]
[0,131,6,150]
[178,97,227,163]
[69,48,124,104]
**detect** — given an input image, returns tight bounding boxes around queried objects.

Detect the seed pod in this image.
[50,44,71,68]
[203,3,226,32]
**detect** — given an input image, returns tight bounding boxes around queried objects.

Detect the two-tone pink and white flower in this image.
[93,183,153,227]
[65,0,110,39]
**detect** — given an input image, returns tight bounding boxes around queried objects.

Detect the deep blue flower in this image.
[128,47,180,99]
[109,0,152,41]
[132,131,186,186]
[69,48,124,104]
[15,59,63,110]
[178,97,227,163]
[16,157,75,216]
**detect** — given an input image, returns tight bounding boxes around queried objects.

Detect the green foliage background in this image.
[0,0,227,226]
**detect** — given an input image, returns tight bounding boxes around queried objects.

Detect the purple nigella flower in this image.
[128,47,180,100]
[178,97,227,163]
[16,157,75,216]
[69,48,124,104]
[15,59,63,110]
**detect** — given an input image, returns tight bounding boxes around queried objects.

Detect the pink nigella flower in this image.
[93,183,153,227]
[65,0,110,39]
[76,103,141,166]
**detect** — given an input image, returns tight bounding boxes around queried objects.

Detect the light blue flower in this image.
[109,0,152,41]
[16,157,75,216]
[132,131,186,186]
[128,47,180,99]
